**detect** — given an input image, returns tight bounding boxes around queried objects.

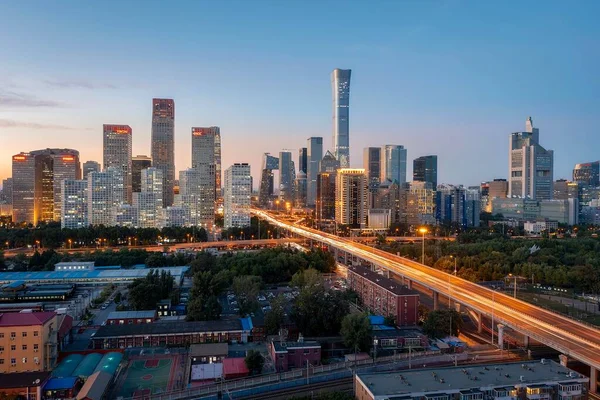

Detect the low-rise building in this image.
[0,371,50,400]
[91,319,250,349]
[54,262,95,272]
[269,338,321,372]
[0,311,58,373]
[105,310,157,325]
[347,265,420,326]
[355,360,588,400]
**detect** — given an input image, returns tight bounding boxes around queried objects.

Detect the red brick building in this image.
[347,265,419,326]
[269,339,321,372]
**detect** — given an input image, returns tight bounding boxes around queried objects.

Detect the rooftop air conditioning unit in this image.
[520,376,525,382]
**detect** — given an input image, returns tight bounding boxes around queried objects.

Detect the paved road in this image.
[254,209,600,381]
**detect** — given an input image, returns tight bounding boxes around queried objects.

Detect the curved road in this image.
[253,209,600,378]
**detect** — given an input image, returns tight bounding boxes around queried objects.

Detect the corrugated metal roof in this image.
[51,354,84,378]
[0,267,189,283]
[106,310,156,320]
[93,352,122,376]
[0,311,55,327]
[72,353,102,378]
[76,371,112,400]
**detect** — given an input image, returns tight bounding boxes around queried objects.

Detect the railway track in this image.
[236,377,354,400]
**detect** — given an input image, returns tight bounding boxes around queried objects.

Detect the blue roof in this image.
[240,317,253,331]
[369,315,385,325]
[51,354,84,378]
[132,264,146,269]
[94,265,121,270]
[3,280,25,289]
[44,377,79,390]
[0,267,189,284]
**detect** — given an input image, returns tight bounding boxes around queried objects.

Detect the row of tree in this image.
[128,270,176,310]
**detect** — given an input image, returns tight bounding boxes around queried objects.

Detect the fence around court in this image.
[120,349,444,400]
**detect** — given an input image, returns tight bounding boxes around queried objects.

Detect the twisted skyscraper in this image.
[331,68,351,168]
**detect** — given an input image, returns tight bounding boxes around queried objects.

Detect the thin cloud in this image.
[0,90,65,108]
[0,119,90,131]
[43,79,117,89]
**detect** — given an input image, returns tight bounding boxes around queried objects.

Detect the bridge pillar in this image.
[433,291,439,310]
[523,335,529,348]
[476,312,483,334]
[590,367,597,393]
[559,354,568,367]
[454,303,461,313]
[497,324,505,350]
[406,279,412,290]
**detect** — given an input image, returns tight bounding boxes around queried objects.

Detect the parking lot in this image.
[220,287,298,318]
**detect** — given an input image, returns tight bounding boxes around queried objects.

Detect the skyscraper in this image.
[224,163,252,228]
[320,150,340,173]
[49,150,81,221]
[11,153,35,224]
[508,117,554,200]
[135,167,163,228]
[316,172,336,221]
[573,161,600,187]
[132,155,152,193]
[192,127,221,200]
[278,151,296,202]
[306,137,323,206]
[413,155,438,189]
[298,148,308,174]
[103,124,132,203]
[331,68,351,168]
[151,98,175,207]
[335,169,368,228]
[381,145,407,185]
[1,178,13,205]
[61,179,88,229]
[178,167,214,228]
[363,147,382,193]
[82,161,100,180]
[87,167,124,226]
[258,153,279,207]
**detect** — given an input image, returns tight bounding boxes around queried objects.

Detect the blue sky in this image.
[1,1,599,187]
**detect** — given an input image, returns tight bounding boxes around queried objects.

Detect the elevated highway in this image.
[253,208,600,391]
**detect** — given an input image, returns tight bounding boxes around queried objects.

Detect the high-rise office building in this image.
[437,184,467,227]
[134,167,163,228]
[224,163,251,228]
[573,161,600,187]
[321,150,340,173]
[151,98,175,207]
[413,155,438,189]
[331,68,351,167]
[554,179,579,201]
[192,127,221,200]
[306,137,323,206]
[381,145,407,185]
[178,167,214,227]
[509,117,554,200]
[335,169,368,228]
[316,172,336,221]
[61,179,88,229]
[488,179,508,199]
[1,178,12,204]
[116,204,138,227]
[132,155,152,193]
[465,187,481,228]
[103,124,132,203]
[258,153,279,207]
[279,151,296,202]
[87,167,124,226]
[408,181,436,225]
[11,149,80,225]
[11,153,35,224]
[299,148,308,174]
[82,161,100,180]
[295,171,307,208]
[363,147,382,205]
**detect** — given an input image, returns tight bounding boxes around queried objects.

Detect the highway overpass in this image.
[252,208,600,392]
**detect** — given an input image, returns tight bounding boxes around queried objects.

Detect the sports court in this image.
[114,349,186,398]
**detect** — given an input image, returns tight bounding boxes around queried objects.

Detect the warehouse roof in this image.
[0,267,188,284]
[106,310,156,320]
[93,319,244,338]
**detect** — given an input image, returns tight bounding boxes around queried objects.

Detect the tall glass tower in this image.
[331,68,351,168]
[151,98,175,207]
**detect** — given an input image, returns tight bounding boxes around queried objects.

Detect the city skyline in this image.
[1,2,599,188]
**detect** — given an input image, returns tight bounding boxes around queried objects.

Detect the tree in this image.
[422,310,463,338]
[264,295,286,335]
[114,292,122,303]
[340,313,371,355]
[244,349,264,375]
[232,275,262,316]
[383,314,396,327]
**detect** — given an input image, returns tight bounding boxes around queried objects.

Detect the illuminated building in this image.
[82,161,100,180]
[331,68,351,167]
[298,148,307,174]
[134,168,163,228]
[258,153,279,207]
[509,117,554,200]
[60,179,88,229]
[87,167,124,226]
[320,150,339,173]
[163,206,187,227]
[178,168,214,227]
[381,145,407,185]
[11,153,35,224]
[115,204,138,227]
[1,178,12,205]
[103,124,132,203]
[224,163,251,228]
[131,155,151,193]
[413,155,438,189]
[191,127,219,227]
[151,98,175,207]
[363,147,382,207]
[11,149,80,225]
[335,168,368,228]
[316,172,336,221]
[306,137,323,206]
[295,171,307,208]
[573,161,600,187]
[407,181,436,225]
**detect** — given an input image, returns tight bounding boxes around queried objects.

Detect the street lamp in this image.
[450,255,458,276]
[418,228,428,264]
[508,273,517,298]
[68,239,72,250]
[373,337,378,364]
